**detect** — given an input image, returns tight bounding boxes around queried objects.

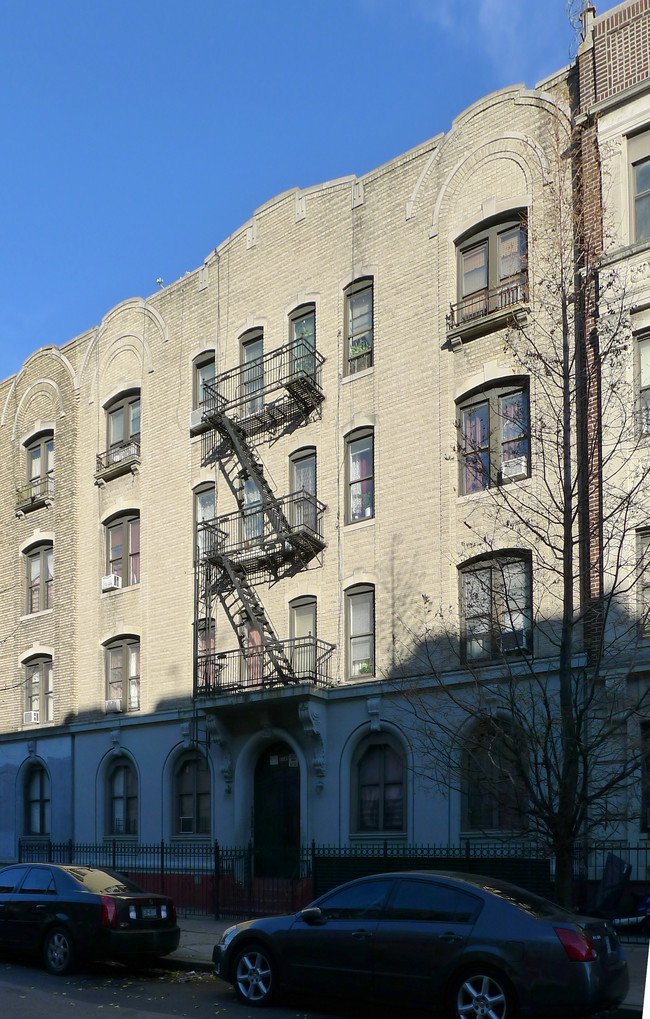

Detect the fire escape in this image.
[194,337,335,697]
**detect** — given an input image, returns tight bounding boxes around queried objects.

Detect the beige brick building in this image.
[2,0,650,874]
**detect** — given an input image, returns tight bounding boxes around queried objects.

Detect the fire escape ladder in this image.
[216,555,295,683]
[213,411,293,539]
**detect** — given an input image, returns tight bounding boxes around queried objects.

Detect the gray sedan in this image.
[213,870,628,1018]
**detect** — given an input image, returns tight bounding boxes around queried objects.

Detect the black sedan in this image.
[213,871,628,1018]
[0,863,180,974]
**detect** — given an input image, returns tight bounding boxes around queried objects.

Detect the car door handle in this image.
[439,932,463,943]
[352,929,372,940]
[35,904,46,910]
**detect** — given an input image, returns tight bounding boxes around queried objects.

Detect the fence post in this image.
[214,840,220,920]
[67,838,73,864]
[248,841,253,919]
[160,839,166,896]
[112,839,117,871]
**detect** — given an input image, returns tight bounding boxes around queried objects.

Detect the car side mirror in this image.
[301,906,325,926]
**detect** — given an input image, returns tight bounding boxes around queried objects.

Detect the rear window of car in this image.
[479,882,571,919]
[64,868,145,895]
[387,879,481,924]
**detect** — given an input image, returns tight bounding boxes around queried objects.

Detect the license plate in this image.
[142,907,157,918]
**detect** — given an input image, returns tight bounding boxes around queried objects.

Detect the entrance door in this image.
[254,741,300,878]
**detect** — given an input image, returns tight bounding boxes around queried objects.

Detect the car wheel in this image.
[233,942,276,1006]
[43,925,76,975]
[450,969,515,1019]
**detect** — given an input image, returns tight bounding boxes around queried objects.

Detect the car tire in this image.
[449,968,516,1019]
[232,942,276,1006]
[43,925,76,976]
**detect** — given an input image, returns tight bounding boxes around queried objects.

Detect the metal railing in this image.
[198,491,325,564]
[196,637,335,695]
[204,337,325,416]
[447,274,528,331]
[15,474,54,509]
[96,439,141,473]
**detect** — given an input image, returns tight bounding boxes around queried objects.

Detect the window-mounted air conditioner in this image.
[102,573,122,592]
[105,699,123,713]
[501,455,528,482]
[189,409,204,431]
[23,710,39,724]
[179,816,194,834]
[499,629,529,653]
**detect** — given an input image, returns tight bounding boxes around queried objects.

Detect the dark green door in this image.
[254,741,300,877]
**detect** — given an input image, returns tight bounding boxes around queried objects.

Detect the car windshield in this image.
[65,867,145,895]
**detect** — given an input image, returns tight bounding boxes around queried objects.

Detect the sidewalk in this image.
[168,915,649,1012]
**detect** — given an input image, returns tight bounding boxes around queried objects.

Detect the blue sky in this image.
[0,0,618,382]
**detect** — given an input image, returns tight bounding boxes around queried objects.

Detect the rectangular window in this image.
[347,431,374,522]
[459,384,529,494]
[461,555,532,662]
[346,282,373,374]
[347,587,375,677]
[630,132,650,244]
[638,531,650,634]
[107,517,140,586]
[639,336,650,434]
[25,658,53,722]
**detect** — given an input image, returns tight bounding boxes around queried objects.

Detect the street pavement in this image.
[168,914,650,1013]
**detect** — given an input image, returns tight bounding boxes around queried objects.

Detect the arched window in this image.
[457,378,530,494]
[24,764,51,835]
[344,279,373,375]
[459,551,532,661]
[106,758,138,835]
[289,305,316,378]
[194,483,216,558]
[104,637,140,712]
[173,753,211,835]
[25,542,53,613]
[351,737,405,833]
[24,656,53,725]
[193,351,216,410]
[241,330,264,417]
[17,431,54,510]
[104,512,140,587]
[461,718,527,832]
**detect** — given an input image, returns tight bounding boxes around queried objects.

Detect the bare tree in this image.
[388,115,650,907]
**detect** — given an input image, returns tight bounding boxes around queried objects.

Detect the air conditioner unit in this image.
[23,710,39,724]
[105,699,123,713]
[189,409,204,431]
[101,573,122,592]
[500,629,529,653]
[501,455,528,482]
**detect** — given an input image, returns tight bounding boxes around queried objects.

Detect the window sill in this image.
[15,496,54,516]
[345,516,375,530]
[20,609,54,622]
[447,303,528,349]
[349,832,407,842]
[342,366,374,385]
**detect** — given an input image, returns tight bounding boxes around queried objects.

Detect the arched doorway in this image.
[254,741,300,877]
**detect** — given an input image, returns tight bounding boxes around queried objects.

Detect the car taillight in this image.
[100,895,117,928]
[554,926,598,961]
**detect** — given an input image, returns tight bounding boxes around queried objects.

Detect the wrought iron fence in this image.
[96,439,141,473]
[15,474,54,510]
[205,338,325,415]
[16,838,650,936]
